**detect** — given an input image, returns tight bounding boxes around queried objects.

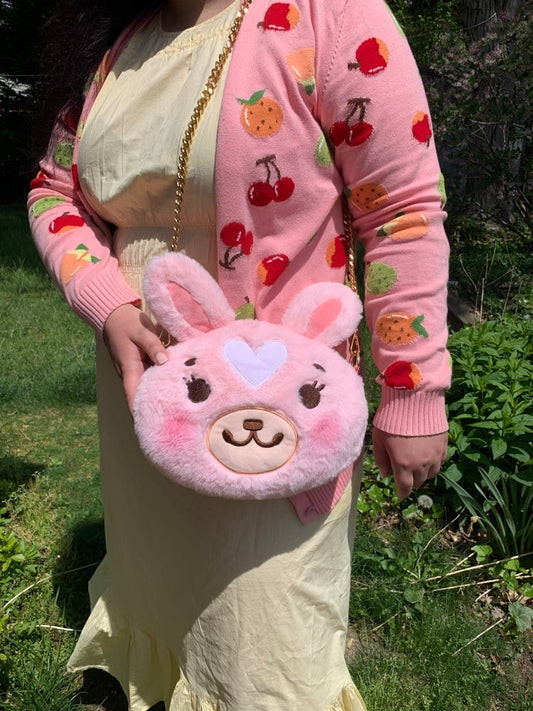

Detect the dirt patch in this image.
[345,623,383,665]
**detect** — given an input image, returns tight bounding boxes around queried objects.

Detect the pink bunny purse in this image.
[133,252,368,499]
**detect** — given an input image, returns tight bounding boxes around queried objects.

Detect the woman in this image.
[29,0,450,708]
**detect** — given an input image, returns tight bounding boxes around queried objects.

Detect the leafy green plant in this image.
[0,510,39,663]
[441,317,533,558]
[1,638,81,711]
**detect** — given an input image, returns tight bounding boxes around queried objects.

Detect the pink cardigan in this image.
[28,0,450,522]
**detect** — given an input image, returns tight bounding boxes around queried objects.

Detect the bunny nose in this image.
[243,419,264,431]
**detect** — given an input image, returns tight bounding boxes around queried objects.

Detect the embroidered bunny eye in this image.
[299,381,325,409]
[185,376,211,403]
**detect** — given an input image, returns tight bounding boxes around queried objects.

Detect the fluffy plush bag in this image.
[133,252,368,499]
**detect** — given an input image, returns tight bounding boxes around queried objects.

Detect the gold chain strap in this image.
[168,0,360,370]
[171,0,253,252]
[342,196,361,371]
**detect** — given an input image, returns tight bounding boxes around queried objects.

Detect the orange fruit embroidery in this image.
[237,91,283,138]
[377,212,429,241]
[287,48,316,95]
[376,312,428,346]
[345,183,388,212]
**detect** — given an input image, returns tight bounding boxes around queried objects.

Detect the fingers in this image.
[134,311,169,367]
[103,304,169,412]
[122,358,147,413]
[372,429,393,479]
[372,429,448,499]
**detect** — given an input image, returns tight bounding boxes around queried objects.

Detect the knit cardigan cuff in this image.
[372,389,448,437]
[72,271,142,334]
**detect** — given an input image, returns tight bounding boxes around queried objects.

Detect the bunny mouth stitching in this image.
[222,430,285,448]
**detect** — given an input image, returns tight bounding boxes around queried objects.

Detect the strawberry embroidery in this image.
[376,313,429,346]
[345,182,388,212]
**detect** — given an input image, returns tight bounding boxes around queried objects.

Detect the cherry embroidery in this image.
[248,155,295,207]
[329,98,373,148]
[219,222,254,271]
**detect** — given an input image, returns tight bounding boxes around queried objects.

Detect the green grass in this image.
[0,205,531,711]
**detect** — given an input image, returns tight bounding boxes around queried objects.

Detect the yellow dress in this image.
[69,5,366,710]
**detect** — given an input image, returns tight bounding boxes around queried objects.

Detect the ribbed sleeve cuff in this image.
[290,465,354,524]
[372,388,448,436]
[72,270,142,334]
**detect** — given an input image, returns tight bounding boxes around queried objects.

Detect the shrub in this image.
[441,317,533,558]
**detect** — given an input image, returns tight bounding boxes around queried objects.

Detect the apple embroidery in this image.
[329,97,373,148]
[379,361,422,390]
[326,235,348,269]
[257,254,289,286]
[48,213,85,234]
[219,222,254,271]
[248,155,295,207]
[29,170,51,190]
[348,38,389,76]
[412,111,432,146]
[257,2,300,31]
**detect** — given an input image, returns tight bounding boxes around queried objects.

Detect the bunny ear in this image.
[282,282,362,347]
[143,253,235,340]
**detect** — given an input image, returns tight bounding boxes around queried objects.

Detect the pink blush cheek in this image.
[156,416,198,451]
[308,415,343,451]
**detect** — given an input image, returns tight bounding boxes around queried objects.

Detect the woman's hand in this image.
[372,428,448,499]
[103,303,168,412]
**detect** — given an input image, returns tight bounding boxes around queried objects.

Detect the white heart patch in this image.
[223,339,287,388]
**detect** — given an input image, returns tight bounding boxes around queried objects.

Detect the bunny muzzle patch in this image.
[132,253,368,500]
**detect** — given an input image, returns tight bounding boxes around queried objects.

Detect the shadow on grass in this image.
[54,521,166,711]
[0,455,44,503]
[54,519,106,631]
